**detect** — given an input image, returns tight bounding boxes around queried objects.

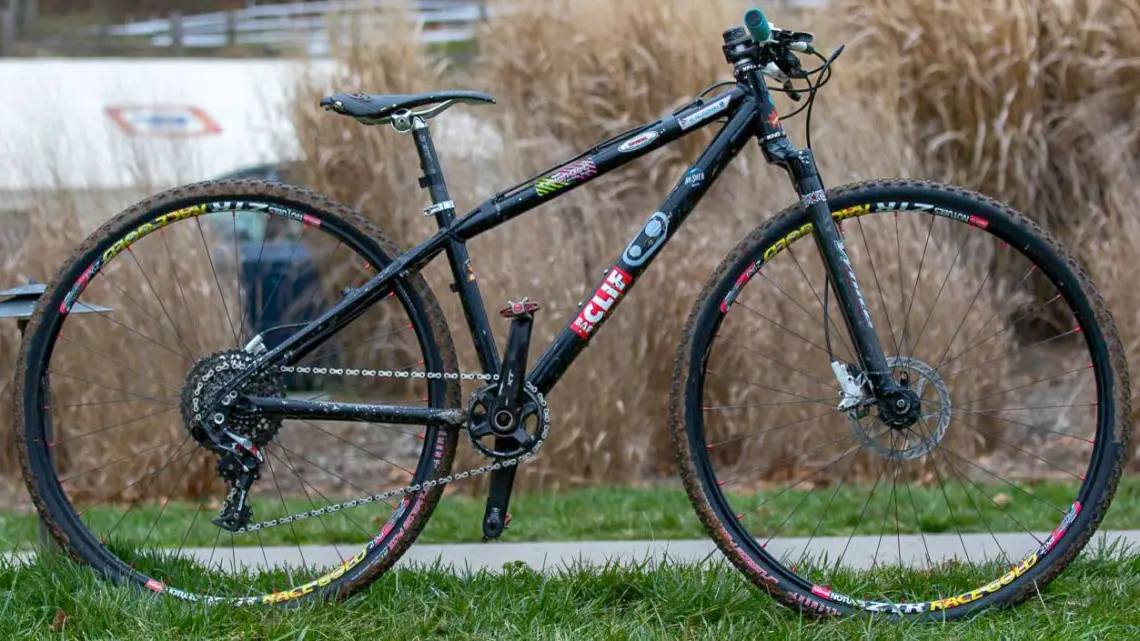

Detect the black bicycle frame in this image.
[233,61,897,427]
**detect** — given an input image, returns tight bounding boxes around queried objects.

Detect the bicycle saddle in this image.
[320,90,496,124]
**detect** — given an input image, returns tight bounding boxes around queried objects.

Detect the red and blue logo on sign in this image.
[105,105,222,137]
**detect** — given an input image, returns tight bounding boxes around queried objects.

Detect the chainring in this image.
[466,382,550,459]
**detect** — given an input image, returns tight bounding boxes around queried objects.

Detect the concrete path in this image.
[153,530,1140,573]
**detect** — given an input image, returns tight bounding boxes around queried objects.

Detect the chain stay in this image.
[232,365,544,535]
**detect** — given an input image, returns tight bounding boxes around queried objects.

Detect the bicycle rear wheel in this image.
[672,179,1130,620]
[15,179,460,605]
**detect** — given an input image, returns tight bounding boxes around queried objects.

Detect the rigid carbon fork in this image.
[481,298,540,540]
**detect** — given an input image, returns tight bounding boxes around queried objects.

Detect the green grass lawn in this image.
[1,478,1136,549]
[2,543,1139,640]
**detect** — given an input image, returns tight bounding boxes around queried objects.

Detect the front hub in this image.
[877,388,922,429]
[848,356,951,461]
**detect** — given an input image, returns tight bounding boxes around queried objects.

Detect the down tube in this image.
[528,103,759,395]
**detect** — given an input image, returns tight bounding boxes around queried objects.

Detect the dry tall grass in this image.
[1,0,1135,500]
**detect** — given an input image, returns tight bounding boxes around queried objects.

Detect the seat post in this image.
[406,114,456,228]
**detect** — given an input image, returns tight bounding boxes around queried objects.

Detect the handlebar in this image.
[743,8,771,44]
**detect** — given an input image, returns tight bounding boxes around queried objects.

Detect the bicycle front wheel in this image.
[672,179,1130,620]
[15,179,460,605]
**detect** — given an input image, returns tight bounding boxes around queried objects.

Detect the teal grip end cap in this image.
[743,8,770,43]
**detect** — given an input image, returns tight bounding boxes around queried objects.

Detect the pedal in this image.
[500,298,541,318]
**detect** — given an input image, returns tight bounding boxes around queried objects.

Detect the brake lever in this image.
[784,80,802,102]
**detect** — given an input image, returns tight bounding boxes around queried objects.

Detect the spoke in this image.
[704,370,837,407]
[59,394,178,410]
[174,487,214,563]
[707,408,841,449]
[291,239,351,333]
[297,418,416,477]
[753,268,856,364]
[160,226,206,358]
[231,212,247,345]
[854,215,901,356]
[954,263,1041,356]
[302,325,414,367]
[83,307,193,363]
[828,462,886,583]
[919,417,1040,552]
[262,450,310,569]
[718,433,853,487]
[57,335,181,395]
[91,436,192,532]
[955,408,1096,443]
[274,444,398,511]
[868,431,901,573]
[922,431,976,568]
[716,335,839,391]
[269,443,349,565]
[265,447,381,537]
[785,243,857,361]
[50,406,178,447]
[748,439,862,518]
[954,363,1090,406]
[901,463,936,572]
[735,301,834,357]
[98,272,194,359]
[898,213,936,358]
[903,222,971,362]
[930,260,996,373]
[254,221,309,334]
[137,447,202,549]
[195,217,239,346]
[791,440,862,563]
[940,328,1082,380]
[954,416,1083,480]
[127,247,198,360]
[941,291,1060,371]
[59,437,181,483]
[703,398,834,411]
[937,446,1066,513]
[48,371,178,408]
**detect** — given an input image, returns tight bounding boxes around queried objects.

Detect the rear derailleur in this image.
[179,345,284,533]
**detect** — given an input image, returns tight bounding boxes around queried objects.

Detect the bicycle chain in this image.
[229,365,550,535]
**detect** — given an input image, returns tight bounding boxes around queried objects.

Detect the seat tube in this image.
[410,118,501,373]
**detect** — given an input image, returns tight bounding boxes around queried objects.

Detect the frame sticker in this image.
[679,95,731,130]
[571,266,632,338]
[618,130,660,153]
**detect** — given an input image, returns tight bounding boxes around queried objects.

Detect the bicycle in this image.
[14,8,1131,621]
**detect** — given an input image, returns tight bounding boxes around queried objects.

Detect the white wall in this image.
[0,57,338,191]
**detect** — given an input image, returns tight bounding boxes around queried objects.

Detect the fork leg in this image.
[769,144,897,396]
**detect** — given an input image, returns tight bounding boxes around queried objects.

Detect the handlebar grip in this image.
[743,8,771,43]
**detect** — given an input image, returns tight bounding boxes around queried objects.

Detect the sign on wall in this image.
[104,105,223,137]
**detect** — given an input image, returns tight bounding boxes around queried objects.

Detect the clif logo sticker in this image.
[571,267,631,338]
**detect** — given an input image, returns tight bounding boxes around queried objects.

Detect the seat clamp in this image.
[423,200,455,217]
